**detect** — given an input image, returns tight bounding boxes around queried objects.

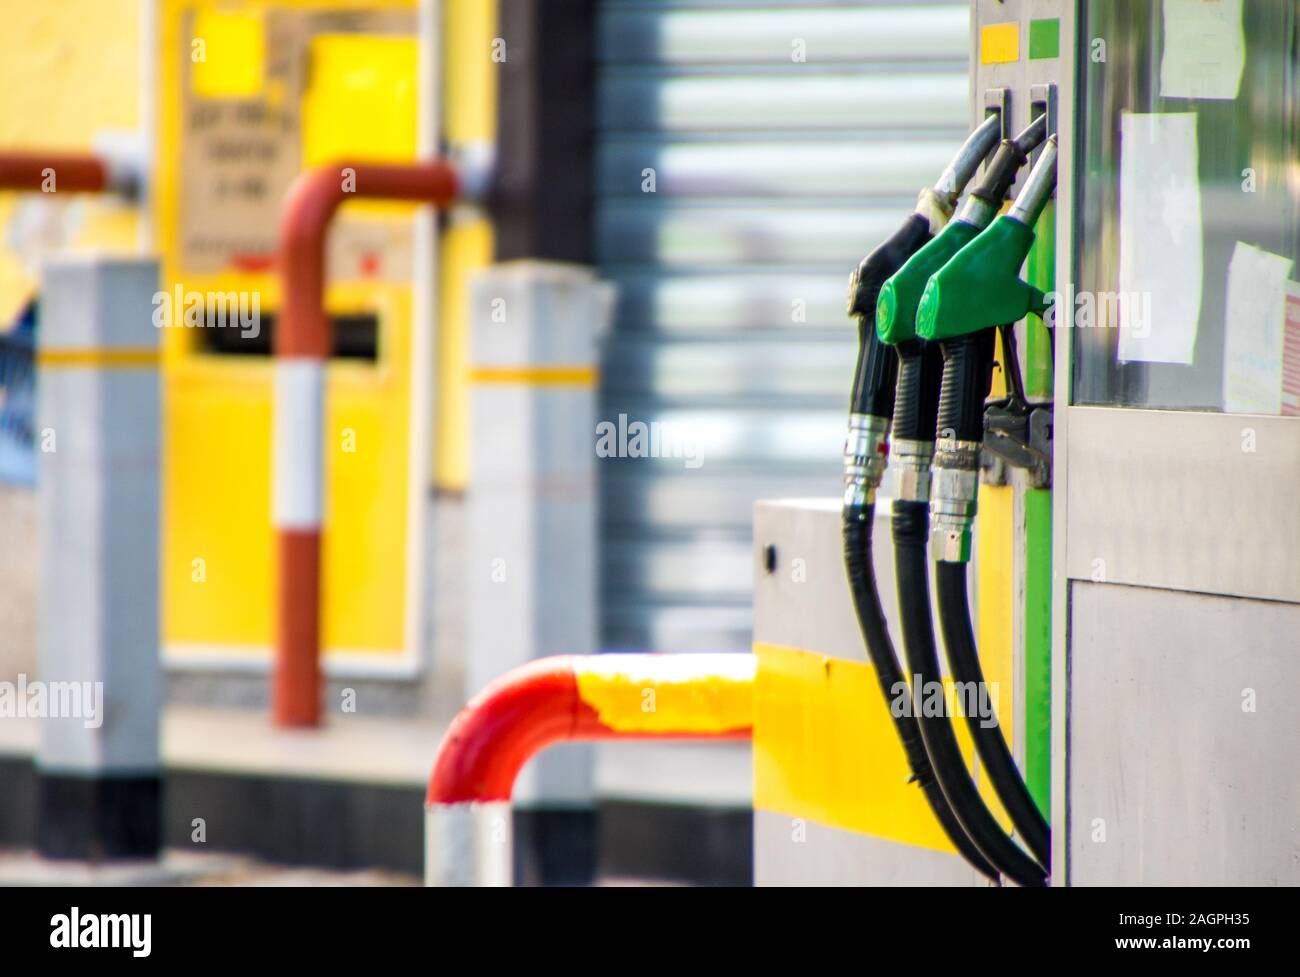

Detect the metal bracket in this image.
[983,400,1054,488]
[984,87,1011,142]
[1029,82,1059,154]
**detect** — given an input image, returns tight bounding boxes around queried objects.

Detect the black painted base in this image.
[0,759,749,884]
[35,771,162,860]
[514,809,597,886]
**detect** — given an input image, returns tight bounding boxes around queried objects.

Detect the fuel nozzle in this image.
[859,113,1006,351]
[915,135,1058,344]
[843,213,932,508]
[875,115,1047,349]
[914,135,1058,562]
[842,117,1020,509]
[866,115,1021,507]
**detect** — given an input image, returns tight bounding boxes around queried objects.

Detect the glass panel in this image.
[1073,0,1300,411]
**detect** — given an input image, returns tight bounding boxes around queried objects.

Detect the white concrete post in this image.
[464,261,612,880]
[35,255,162,859]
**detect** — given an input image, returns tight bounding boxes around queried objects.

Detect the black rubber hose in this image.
[841,211,999,881]
[932,325,1051,871]
[936,560,1051,868]
[842,505,1000,882]
[893,502,1047,886]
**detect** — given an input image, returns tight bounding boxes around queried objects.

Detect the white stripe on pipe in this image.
[273,359,325,530]
[424,802,513,886]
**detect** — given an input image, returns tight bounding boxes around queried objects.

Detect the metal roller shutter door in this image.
[595,1,970,653]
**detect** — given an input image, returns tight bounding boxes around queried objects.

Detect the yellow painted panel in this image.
[302,34,417,167]
[162,288,410,653]
[191,10,265,98]
[976,483,1015,828]
[990,329,1008,399]
[302,33,418,222]
[162,359,275,645]
[444,0,498,144]
[980,22,1020,65]
[321,285,411,653]
[158,1,420,660]
[754,642,987,853]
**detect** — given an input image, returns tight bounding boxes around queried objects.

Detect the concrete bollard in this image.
[34,255,162,859]
[466,261,613,882]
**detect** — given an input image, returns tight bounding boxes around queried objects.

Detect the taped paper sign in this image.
[1160,0,1245,100]
[1118,113,1203,365]
[1222,243,1294,414]
[1283,282,1300,416]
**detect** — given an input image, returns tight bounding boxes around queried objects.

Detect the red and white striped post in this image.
[272,161,459,727]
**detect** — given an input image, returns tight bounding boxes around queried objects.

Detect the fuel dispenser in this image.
[844,110,1056,886]
[754,0,1300,886]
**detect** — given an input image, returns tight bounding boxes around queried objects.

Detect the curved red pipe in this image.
[276,161,460,358]
[272,160,459,728]
[0,151,108,193]
[427,656,751,804]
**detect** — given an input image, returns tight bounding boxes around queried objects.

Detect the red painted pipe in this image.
[427,656,752,805]
[277,161,459,357]
[0,151,108,193]
[272,161,459,727]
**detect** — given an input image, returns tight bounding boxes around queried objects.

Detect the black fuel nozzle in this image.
[843,115,1009,508]
[846,213,932,420]
[843,214,932,507]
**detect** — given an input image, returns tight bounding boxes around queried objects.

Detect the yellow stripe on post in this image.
[980,22,1020,65]
[467,365,599,387]
[37,348,161,369]
[574,653,754,734]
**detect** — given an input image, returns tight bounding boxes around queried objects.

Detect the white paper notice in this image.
[1117,113,1203,365]
[1160,0,1245,100]
[1222,242,1294,414]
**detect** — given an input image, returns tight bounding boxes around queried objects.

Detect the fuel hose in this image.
[841,116,1004,883]
[916,137,1061,877]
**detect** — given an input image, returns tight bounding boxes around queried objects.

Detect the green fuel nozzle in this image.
[847,113,1004,358]
[876,219,983,346]
[876,115,1048,347]
[913,217,1046,341]
[914,135,1058,343]
[921,136,1058,563]
[842,116,1015,506]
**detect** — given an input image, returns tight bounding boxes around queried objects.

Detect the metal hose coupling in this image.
[844,413,891,507]
[892,439,933,503]
[929,436,981,562]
